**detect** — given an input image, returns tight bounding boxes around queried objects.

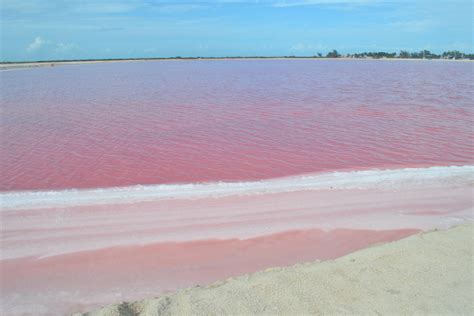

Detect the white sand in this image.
[1,57,471,71]
[81,224,473,315]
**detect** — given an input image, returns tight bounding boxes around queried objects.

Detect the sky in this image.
[1,0,472,61]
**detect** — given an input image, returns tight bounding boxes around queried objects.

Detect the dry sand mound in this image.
[80,224,473,315]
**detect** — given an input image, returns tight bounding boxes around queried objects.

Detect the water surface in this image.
[1,60,472,191]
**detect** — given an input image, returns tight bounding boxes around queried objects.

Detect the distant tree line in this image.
[316,49,473,60]
[2,50,473,64]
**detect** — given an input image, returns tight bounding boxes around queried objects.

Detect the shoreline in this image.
[79,223,473,315]
[2,165,472,211]
[1,57,472,71]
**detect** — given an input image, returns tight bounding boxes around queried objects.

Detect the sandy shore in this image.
[0,60,132,71]
[80,224,473,315]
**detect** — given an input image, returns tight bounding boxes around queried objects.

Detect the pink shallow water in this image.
[1,228,419,315]
[1,60,473,191]
[1,179,472,314]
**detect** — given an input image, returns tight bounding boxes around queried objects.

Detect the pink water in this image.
[1,60,473,192]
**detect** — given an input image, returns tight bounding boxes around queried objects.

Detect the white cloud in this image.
[55,42,77,52]
[26,37,78,55]
[26,36,46,52]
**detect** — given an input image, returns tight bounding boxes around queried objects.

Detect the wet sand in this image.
[81,224,473,315]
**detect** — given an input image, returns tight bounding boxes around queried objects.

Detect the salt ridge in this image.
[1,165,473,210]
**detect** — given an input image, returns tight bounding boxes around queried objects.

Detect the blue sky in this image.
[1,0,472,61]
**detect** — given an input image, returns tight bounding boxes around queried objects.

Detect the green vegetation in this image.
[1,50,473,64]
[326,50,341,58]
[352,52,397,59]
[345,50,473,60]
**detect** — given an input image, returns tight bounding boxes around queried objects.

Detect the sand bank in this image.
[81,224,474,315]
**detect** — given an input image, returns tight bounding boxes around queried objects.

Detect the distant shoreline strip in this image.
[1,57,473,71]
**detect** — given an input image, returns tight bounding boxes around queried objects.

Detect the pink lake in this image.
[1,60,473,192]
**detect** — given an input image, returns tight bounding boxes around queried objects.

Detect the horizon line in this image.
[2,52,474,64]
